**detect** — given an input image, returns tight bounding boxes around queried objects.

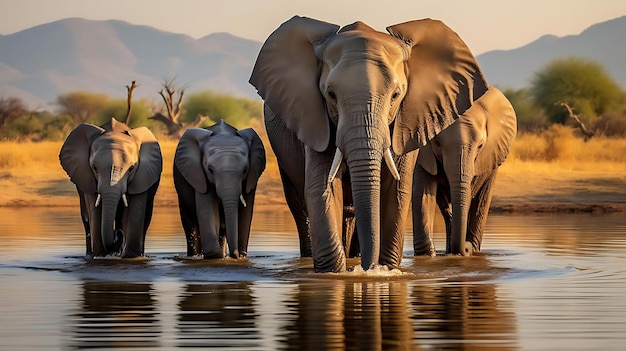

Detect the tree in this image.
[56,91,109,126]
[502,88,548,132]
[149,79,206,138]
[0,97,28,130]
[183,91,262,129]
[531,57,623,125]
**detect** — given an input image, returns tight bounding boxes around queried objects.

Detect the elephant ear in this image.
[387,19,488,155]
[127,127,163,194]
[472,87,517,173]
[249,16,340,152]
[174,128,213,193]
[238,128,267,194]
[59,123,105,193]
[416,143,438,176]
[100,117,131,133]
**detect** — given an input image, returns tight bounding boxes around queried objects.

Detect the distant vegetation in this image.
[0,57,625,142]
[0,83,263,141]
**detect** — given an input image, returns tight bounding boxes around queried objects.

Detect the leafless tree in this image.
[123,80,138,125]
[559,102,596,141]
[148,79,206,138]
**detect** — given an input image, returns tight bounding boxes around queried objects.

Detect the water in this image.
[1,207,625,350]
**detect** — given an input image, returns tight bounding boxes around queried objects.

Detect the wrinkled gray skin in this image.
[250,16,488,272]
[174,120,266,259]
[413,88,517,256]
[60,118,163,258]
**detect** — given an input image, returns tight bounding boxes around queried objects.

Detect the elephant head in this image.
[60,118,162,255]
[250,16,487,270]
[417,87,517,255]
[174,120,266,258]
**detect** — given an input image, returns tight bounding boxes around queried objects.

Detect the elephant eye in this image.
[327,88,337,103]
[128,165,135,173]
[391,89,401,103]
[208,167,214,175]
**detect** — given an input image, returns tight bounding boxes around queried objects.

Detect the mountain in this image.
[1,16,625,108]
[0,18,263,107]
[477,15,626,89]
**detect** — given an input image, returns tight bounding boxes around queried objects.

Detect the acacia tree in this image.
[56,91,109,126]
[531,57,623,126]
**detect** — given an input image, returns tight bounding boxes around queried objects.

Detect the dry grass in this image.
[1,126,625,212]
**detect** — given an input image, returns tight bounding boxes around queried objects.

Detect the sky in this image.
[0,0,625,54]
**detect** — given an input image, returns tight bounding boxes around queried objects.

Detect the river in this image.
[1,207,625,350]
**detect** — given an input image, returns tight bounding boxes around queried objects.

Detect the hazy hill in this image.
[1,16,625,108]
[0,18,262,107]
[478,15,626,89]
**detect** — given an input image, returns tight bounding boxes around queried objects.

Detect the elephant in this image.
[412,87,517,256]
[59,118,163,258]
[249,16,489,272]
[173,120,266,259]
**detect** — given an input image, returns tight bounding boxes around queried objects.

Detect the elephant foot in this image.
[314,255,346,273]
[203,251,224,259]
[414,244,436,257]
[461,241,474,256]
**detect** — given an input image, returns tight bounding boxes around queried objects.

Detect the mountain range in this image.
[1,16,625,108]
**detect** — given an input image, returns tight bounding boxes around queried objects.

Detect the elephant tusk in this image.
[327,148,343,186]
[240,194,247,208]
[95,194,101,207]
[384,148,401,181]
[122,193,128,207]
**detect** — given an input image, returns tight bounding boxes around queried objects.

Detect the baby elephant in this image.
[174,120,266,259]
[413,87,517,256]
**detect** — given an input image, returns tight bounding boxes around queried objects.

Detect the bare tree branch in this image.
[559,102,596,141]
[124,80,138,125]
[150,79,197,137]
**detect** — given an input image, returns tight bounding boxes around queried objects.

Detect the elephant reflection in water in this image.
[410,283,518,350]
[68,281,159,349]
[281,281,412,350]
[280,279,517,350]
[177,283,259,348]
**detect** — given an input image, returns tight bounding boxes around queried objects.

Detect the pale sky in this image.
[1,0,625,54]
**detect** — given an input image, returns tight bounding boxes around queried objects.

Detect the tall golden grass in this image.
[1,125,625,175]
[0,124,623,207]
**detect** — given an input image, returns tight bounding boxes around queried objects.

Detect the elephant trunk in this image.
[340,111,386,270]
[447,148,474,256]
[99,190,123,253]
[216,176,242,258]
[349,156,382,269]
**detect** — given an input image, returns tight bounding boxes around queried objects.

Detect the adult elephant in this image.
[413,87,517,256]
[173,120,266,259]
[250,16,488,272]
[60,118,162,258]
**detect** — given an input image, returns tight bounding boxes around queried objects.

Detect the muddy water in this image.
[1,207,625,350]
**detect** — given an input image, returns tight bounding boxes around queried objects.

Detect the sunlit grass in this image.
[0,125,623,208]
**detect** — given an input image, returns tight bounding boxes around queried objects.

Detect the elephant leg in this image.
[140,181,159,254]
[278,166,311,257]
[412,165,438,256]
[175,170,202,256]
[305,149,346,273]
[437,188,453,254]
[467,171,497,253]
[84,192,105,257]
[342,204,358,258]
[195,190,222,258]
[237,190,256,258]
[121,192,149,258]
[380,151,416,267]
[78,189,92,257]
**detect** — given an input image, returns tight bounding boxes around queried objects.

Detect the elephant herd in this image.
[59,16,517,273]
